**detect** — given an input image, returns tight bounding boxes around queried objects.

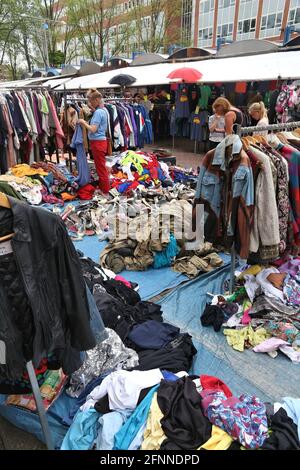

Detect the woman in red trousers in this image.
[78,88,110,194]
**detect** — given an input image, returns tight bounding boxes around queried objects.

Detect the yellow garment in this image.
[11,164,48,178]
[121,151,147,176]
[141,393,166,450]
[199,425,233,450]
[238,264,263,280]
[223,326,269,352]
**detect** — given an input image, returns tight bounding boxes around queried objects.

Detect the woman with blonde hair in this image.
[212,97,244,135]
[248,101,269,134]
[78,88,109,194]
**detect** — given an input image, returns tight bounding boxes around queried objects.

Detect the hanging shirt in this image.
[88,107,107,141]
[197,85,212,110]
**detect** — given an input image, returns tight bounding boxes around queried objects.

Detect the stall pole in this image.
[26,361,54,450]
[63,84,73,172]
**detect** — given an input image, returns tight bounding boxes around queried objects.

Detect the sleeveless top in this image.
[231,109,243,134]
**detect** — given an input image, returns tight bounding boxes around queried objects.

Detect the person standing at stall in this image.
[212,97,244,135]
[208,105,225,149]
[248,101,269,135]
[78,89,109,195]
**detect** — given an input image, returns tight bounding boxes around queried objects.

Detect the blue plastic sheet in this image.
[158,264,300,403]
[73,235,190,300]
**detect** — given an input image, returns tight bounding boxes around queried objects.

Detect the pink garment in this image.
[114,275,131,288]
[241,308,251,325]
[48,95,65,149]
[253,337,289,353]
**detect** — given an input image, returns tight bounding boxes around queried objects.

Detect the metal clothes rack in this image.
[227,120,300,293]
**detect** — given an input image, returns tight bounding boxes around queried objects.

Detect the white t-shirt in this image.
[209,115,225,142]
[253,117,269,136]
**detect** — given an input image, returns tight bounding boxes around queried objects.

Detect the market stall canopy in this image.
[78,62,104,76]
[46,68,60,77]
[167,67,203,83]
[216,39,279,58]
[130,53,166,67]
[56,50,300,90]
[61,65,80,76]
[108,73,136,87]
[168,47,212,60]
[102,57,131,71]
[42,76,74,89]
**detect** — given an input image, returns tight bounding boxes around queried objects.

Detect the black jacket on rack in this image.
[0,197,96,378]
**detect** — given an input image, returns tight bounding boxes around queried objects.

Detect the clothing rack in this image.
[0,85,60,165]
[227,120,300,293]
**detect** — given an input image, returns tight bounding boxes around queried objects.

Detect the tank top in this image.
[231,109,243,134]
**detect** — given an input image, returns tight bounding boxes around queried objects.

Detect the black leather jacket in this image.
[0,197,96,377]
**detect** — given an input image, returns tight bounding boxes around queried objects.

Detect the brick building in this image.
[186,0,300,49]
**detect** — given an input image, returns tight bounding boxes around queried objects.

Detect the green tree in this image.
[128,0,183,54]
[49,50,65,67]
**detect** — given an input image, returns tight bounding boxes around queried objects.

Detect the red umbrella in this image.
[167,67,203,83]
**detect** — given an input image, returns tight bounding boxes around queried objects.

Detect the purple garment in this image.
[127,105,138,147]
[279,259,300,281]
[204,391,268,449]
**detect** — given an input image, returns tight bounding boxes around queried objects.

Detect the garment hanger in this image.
[0,192,14,242]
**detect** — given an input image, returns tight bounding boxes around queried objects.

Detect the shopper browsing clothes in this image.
[212,97,244,135]
[208,106,225,149]
[248,101,269,135]
[78,88,109,195]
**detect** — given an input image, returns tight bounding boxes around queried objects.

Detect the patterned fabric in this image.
[203,391,268,449]
[277,144,300,246]
[267,148,290,252]
[284,274,300,308]
[264,320,300,344]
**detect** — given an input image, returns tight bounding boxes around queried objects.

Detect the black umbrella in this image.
[108,74,136,87]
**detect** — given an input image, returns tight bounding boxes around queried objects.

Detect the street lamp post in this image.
[42,22,50,70]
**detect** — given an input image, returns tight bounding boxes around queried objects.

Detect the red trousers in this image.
[90,140,110,194]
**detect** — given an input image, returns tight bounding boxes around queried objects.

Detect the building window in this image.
[250,18,256,32]
[276,12,282,26]
[267,13,276,29]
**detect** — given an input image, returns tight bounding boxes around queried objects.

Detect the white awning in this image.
[53,50,300,91]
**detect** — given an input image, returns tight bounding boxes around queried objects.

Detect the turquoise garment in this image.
[96,410,132,450]
[61,409,100,450]
[153,234,180,269]
[114,385,159,450]
[88,108,107,141]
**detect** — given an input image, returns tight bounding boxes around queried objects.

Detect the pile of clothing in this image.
[60,254,197,438]
[109,150,173,194]
[62,364,300,450]
[201,257,300,363]
[98,197,223,275]
[3,162,79,205]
